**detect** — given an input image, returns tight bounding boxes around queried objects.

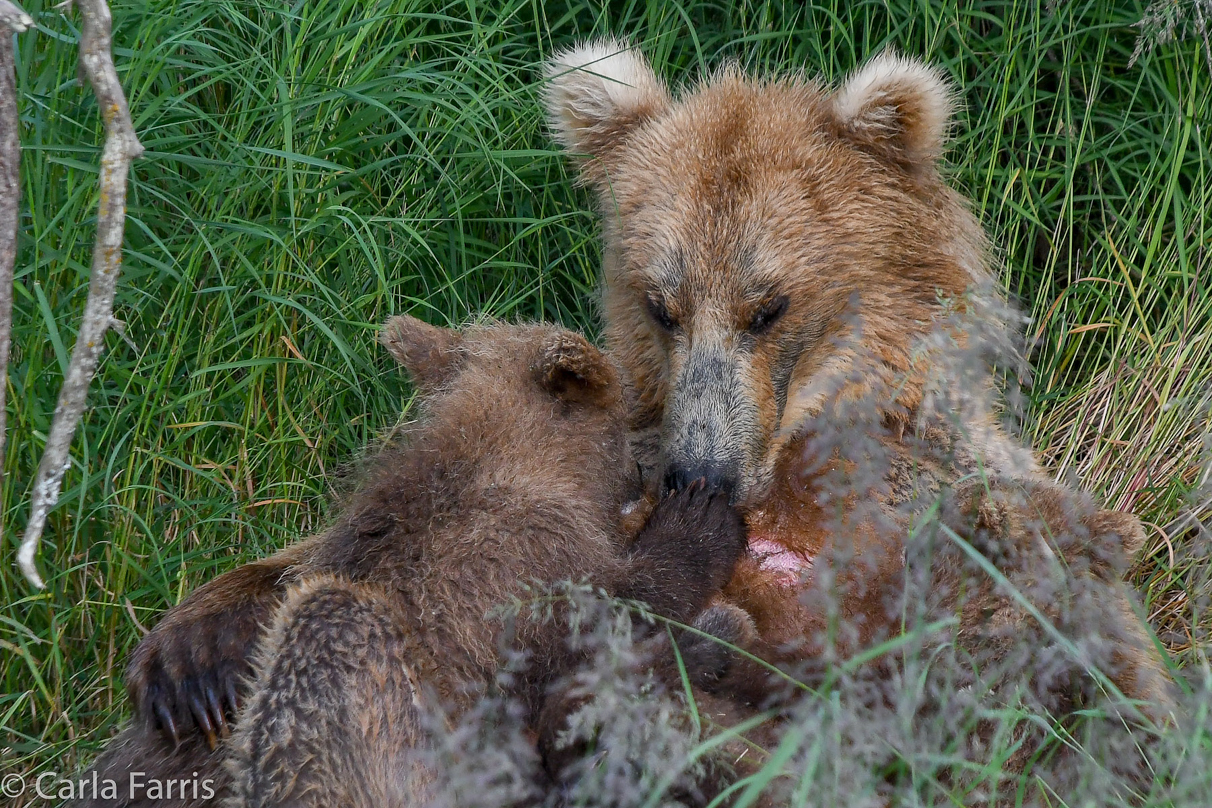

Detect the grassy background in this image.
[0,0,1209,791]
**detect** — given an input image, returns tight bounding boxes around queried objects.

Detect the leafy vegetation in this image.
[1,0,1208,802]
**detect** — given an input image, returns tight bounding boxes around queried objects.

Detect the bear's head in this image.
[380,314,644,528]
[546,42,994,503]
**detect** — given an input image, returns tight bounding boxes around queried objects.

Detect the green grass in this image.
[0,0,1208,800]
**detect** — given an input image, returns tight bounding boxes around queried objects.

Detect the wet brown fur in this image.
[546,41,1177,797]
[73,316,746,808]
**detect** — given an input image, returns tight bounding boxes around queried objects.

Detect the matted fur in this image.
[72,317,747,808]
[547,40,1178,802]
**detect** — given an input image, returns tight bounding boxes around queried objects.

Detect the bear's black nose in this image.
[663,462,737,499]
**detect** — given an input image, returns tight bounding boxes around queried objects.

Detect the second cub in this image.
[75,316,746,808]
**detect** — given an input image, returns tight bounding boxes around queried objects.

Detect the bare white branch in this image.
[0,1,33,33]
[0,3,27,561]
[18,0,142,588]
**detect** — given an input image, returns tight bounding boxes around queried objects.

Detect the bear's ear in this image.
[1088,509,1148,558]
[380,315,464,389]
[533,331,619,408]
[829,52,953,173]
[545,39,670,169]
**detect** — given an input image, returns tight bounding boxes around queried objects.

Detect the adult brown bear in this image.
[544,40,1177,799]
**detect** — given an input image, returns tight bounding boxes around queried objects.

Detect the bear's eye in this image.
[646,296,679,333]
[748,295,789,334]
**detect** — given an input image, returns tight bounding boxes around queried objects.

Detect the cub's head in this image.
[380,314,642,522]
[546,42,992,503]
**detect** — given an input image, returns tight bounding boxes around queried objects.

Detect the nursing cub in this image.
[75,316,745,807]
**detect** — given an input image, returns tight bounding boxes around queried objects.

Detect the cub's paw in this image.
[126,605,261,748]
[640,480,747,587]
[676,603,758,689]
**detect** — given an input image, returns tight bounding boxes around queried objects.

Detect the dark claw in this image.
[155,702,179,746]
[204,727,218,751]
[189,691,214,738]
[206,685,227,734]
[225,678,241,716]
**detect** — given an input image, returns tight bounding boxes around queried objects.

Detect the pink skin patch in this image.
[747,537,813,586]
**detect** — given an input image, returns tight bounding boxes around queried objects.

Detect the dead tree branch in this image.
[18,0,142,588]
[0,1,31,33]
[0,3,31,533]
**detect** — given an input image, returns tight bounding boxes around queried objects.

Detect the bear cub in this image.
[75,316,746,808]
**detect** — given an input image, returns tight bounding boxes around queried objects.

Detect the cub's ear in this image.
[533,331,619,408]
[829,52,954,173]
[380,315,464,389]
[1088,509,1148,558]
[544,39,670,170]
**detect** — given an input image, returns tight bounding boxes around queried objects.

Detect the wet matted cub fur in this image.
[73,316,746,808]
[545,40,1177,794]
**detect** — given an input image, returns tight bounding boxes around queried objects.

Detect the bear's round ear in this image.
[829,52,954,173]
[532,331,619,408]
[1088,509,1148,559]
[380,315,464,390]
[544,39,670,174]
